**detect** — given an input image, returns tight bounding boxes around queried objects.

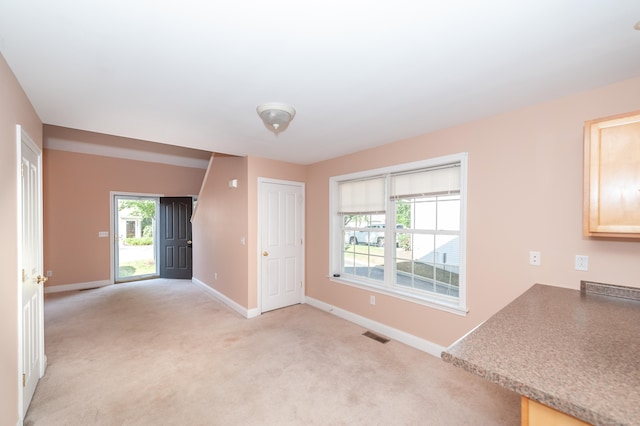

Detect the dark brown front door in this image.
[159,197,193,279]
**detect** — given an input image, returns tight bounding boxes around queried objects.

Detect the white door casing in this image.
[259,179,304,313]
[18,126,45,417]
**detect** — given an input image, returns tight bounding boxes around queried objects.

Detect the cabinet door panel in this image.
[584,111,640,237]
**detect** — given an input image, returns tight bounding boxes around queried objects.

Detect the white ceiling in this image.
[1,1,640,165]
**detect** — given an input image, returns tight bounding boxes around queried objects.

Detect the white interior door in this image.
[260,180,304,313]
[20,128,45,415]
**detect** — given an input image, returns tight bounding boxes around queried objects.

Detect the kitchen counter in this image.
[441,282,640,425]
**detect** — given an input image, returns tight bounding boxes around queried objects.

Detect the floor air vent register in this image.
[362,331,390,344]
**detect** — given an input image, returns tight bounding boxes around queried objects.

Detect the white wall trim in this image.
[304,296,446,358]
[44,280,112,294]
[191,278,259,319]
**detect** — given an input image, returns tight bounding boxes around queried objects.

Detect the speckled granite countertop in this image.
[441,282,640,426]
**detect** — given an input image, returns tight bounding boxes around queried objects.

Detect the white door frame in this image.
[17,125,46,420]
[257,177,305,314]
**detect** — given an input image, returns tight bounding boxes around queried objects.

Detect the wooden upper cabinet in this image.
[584,110,640,237]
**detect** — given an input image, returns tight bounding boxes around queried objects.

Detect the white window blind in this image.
[391,164,460,199]
[339,177,385,214]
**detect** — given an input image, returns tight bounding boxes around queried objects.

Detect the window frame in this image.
[329,153,468,316]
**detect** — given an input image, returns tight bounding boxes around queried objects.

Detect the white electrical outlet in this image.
[370,295,375,305]
[46,270,53,277]
[529,251,541,266]
[214,272,218,280]
[575,255,589,271]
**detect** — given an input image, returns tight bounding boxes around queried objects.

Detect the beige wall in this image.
[0,54,42,426]
[306,75,640,347]
[43,142,206,287]
[192,155,250,306]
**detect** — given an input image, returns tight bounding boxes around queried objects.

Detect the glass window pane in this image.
[437,196,460,231]
[435,234,460,297]
[414,198,436,230]
[395,259,414,289]
[412,258,437,292]
[395,232,412,253]
[344,244,384,282]
[395,232,413,260]
[341,216,385,282]
[395,201,412,229]
[412,233,435,263]
[344,230,357,246]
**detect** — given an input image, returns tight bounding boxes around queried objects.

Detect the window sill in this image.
[328,275,468,317]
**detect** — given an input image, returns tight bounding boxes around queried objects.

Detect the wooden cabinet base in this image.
[521,397,590,426]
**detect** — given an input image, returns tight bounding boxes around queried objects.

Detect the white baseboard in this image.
[304,296,446,358]
[246,307,260,318]
[191,277,259,319]
[44,280,112,294]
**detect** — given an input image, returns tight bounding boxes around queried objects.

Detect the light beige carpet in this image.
[26,279,519,425]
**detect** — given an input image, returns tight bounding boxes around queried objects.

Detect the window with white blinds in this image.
[330,153,468,316]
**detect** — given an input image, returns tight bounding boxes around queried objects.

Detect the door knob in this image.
[263,251,269,257]
[187,240,193,245]
[36,275,48,284]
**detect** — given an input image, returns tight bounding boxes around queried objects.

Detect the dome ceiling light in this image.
[257,103,296,135]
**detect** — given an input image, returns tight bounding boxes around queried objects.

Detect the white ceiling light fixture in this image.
[257,103,296,135]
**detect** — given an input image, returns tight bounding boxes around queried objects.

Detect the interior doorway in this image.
[114,195,160,282]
